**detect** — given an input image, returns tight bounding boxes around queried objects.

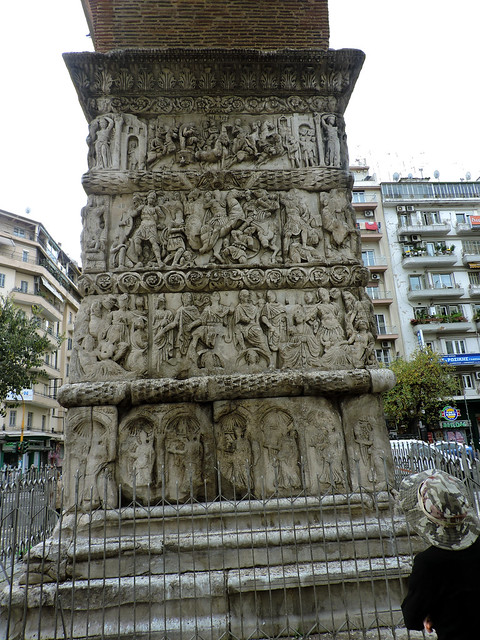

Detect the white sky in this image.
[0,1,479,264]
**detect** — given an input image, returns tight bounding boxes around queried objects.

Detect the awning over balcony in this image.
[41,276,63,302]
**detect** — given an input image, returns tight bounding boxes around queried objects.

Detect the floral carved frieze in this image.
[78,265,369,297]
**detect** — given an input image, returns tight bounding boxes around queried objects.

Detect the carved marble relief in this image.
[341,394,394,490]
[99,186,359,273]
[70,287,376,384]
[87,113,147,171]
[64,406,118,509]
[88,113,346,174]
[214,397,349,497]
[117,404,215,503]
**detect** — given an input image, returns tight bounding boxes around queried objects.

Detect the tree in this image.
[383,348,460,437]
[0,296,58,414]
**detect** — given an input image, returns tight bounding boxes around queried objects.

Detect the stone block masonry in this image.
[81,0,329,52]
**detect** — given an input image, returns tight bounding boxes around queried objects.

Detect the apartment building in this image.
[351,163,404,367]
[381,178,480,443]
[0,209,81,469]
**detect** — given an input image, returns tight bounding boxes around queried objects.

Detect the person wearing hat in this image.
[399,469,480,639]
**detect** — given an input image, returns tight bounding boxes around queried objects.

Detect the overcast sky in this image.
[0,1,478,264]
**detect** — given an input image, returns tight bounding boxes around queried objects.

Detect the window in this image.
[444,340,466,355]
[0,273,5,288]
[456,213,466,224]
[41,415,46,431]
[66,363,70,378]
[67,337,73,350]
[431,273,453,289]
[22,250,29,262]
[463,240,480,254]
[425,242,435,256]
[13,227,25,237]
[27,412,33,428]
[434,304,462,316]
[462,374,474,390]
[45,353,50,366]
[9,411,16,427]
[469,272,480,286]
[362,250,376,266]
[352,191,366,203]
[366,286,380,300]
[69,312,73,323]
[375,349,391,365]
[374,314,387,334]
[409,275,424,291]
[422,211,441,225]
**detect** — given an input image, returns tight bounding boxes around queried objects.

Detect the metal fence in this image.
[1,449,479,640]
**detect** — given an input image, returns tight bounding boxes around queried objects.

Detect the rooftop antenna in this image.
[434,170,440,180]
[466,172,472,181]
[25,207,31,214]
[393,172,400,181]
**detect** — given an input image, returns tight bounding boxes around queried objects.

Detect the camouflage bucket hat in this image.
[399,469,480,550]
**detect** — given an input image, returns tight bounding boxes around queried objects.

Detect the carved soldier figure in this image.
[130,190,165,267]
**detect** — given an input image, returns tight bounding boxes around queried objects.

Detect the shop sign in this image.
[440,420,471,429]
[441,406,459,421]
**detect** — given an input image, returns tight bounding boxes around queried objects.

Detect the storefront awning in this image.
[41,276,63,302]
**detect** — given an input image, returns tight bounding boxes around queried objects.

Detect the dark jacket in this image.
[402,536,480,640]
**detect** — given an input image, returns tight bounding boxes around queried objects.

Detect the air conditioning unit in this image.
[406,205,415,212]
[364,210,374,218]
[371,273,380,281]
[411,235,422,242]
[475,372,480,381]
[398,235,409,242]
[397,206,406,213]
[381,341,390,349]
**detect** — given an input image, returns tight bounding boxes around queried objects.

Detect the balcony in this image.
[10,288,62,321]
[352,193,378,211]
[469,284,480,297]
[366,289,393,305]
[407,284,465,301]
[402,251,457,268]
[376,326,399,341]
[363,255,388,272]
[410,315,474,334]
[462,252,480,267]
[397,222,451,238]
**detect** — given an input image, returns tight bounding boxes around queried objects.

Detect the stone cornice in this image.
[64,48,365,121]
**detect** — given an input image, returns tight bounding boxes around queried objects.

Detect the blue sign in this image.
[442,353,480,365]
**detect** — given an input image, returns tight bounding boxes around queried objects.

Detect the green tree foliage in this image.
[0,296,57,413]
[383,348,460,435]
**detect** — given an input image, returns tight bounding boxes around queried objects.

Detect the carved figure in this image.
[187,292,230,368]
[130,190,165,267]
[233,289,271,366]
[153,294,175,367]
[280,305,322,369]
[157,293,200,358]
[298,124,317,166]
[92,116,115,169]
[199,191,244,262]
[322,115,341,167]
[320,189,356,260]
[260,291,287,353]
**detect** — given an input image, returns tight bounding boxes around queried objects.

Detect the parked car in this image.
[390,439,444,481]
[433,441,478,478]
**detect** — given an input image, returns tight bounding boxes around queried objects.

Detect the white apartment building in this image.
[351,164,404,367]
[0,209,81,469]
[381,178,480,443]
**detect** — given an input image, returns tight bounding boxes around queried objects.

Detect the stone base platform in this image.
[2,492,422,639]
